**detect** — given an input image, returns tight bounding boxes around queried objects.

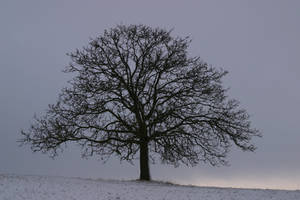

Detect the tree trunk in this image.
[139,140,150,181]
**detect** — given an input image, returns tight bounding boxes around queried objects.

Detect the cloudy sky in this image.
[1,0,299,190]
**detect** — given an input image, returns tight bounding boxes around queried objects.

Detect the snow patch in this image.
[0,174,299,200]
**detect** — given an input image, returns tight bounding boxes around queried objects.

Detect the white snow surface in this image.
[0,174,299,200]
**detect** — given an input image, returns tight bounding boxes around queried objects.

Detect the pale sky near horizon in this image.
[1,0,300,190]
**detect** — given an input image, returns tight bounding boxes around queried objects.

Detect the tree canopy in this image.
[20,24,260,180]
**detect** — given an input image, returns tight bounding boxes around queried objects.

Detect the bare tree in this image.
[20,24,260,181]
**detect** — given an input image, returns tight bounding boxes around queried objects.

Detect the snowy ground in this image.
[0,174,299,200]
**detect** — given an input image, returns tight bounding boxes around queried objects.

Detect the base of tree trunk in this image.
[139,176,151,181]
[139,141,151,181]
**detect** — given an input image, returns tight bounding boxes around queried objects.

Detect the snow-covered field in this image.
[0,174,299,200]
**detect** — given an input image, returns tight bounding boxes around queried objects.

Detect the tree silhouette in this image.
[20,24,260,181]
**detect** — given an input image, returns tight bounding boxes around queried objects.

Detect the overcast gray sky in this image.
[1,0,299,190]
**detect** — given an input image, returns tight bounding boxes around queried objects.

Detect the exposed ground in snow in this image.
[0,174,299,200]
